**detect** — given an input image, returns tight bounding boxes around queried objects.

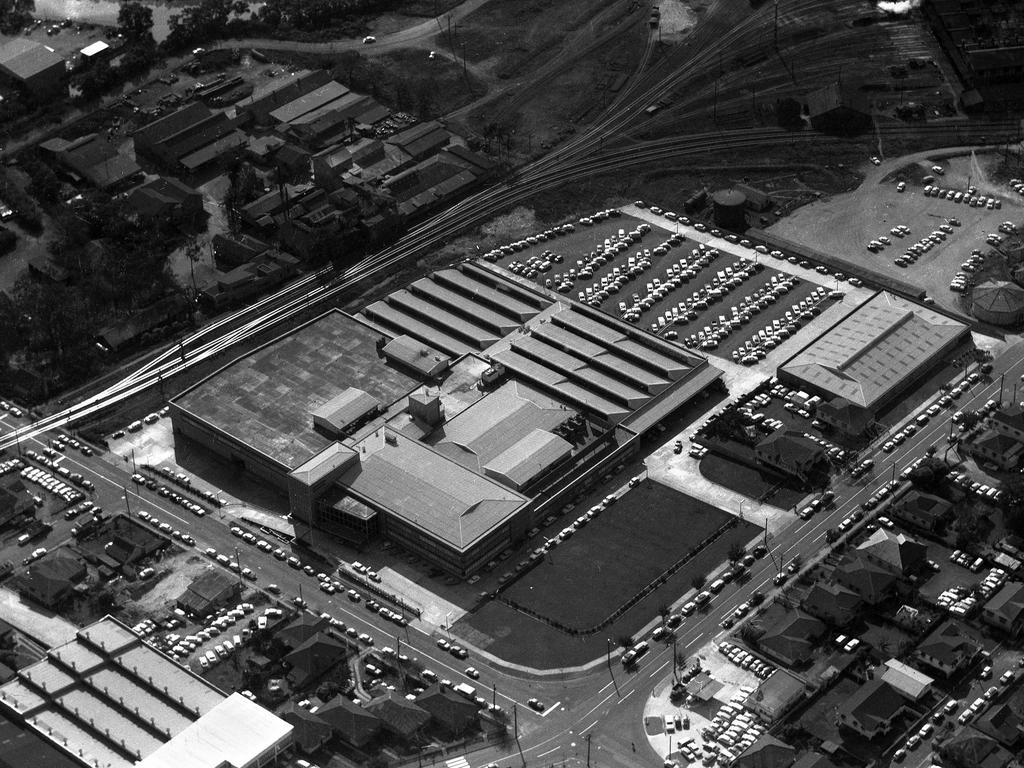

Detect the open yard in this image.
[460,479,759,667]
[769,152,1024,319]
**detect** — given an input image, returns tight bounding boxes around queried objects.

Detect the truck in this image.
[453,682,477,699]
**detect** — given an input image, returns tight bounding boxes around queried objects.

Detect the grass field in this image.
[460,480,760,667]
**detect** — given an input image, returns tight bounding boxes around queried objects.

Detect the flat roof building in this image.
[779,292,969,415]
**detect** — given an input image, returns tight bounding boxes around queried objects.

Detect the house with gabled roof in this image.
[981,581,1024,637]
[915,619,984,677]
[754,430,825,482]
[316,696,380,747]
[758,611,825,668]
[833,555,897,605]
[278,701,333,754]
[939,727,1015,768]
[837,679,908,738]
[368,691,430,740]
[801,581,862,627]
[855,528,928,575]
[733,734,797,768]
[415,684,479,736]
[975,704,1024,750]
[891,489,953,533]
[284,633,349,687]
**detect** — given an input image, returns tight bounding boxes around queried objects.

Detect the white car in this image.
[362,35,376,44]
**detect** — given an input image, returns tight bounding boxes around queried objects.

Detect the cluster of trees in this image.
[0,169,43,234]
[162,0,251,53]
[72,2,159,102]
[255,0,407,30]
[0,0,34,35]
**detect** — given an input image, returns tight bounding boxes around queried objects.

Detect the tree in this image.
[617,635,633,649]
[727,542,746,563]
[691,575,706,591]
[658,604,671,623]
[824,528,840,544]
[118,1,154,42]
[0,0,34,35]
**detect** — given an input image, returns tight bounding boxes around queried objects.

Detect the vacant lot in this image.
[770,152,1022,318]
[461,480,759,667]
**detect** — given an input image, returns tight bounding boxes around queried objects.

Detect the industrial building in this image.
[133,102,247,173]
[0,38,65,98]
[0,615,293,768]
[971,280,1024,326]
[171,261,721,575]
[779,292,969,417]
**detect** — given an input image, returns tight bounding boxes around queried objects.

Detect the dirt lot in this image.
[769,151,1024,318]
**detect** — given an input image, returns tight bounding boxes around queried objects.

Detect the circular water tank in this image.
[971,280,1024,326]
[712,189,747,230]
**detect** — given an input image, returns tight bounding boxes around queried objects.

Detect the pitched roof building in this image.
[981,581,1024,637]
[175,568,240,618]
[284,633,349,687]
[916,619,984,677]
[880,658,934,702]
[758,612,825,668]
[801,581,862,627]
[733,734,797,768]
[975,704,1024,750]
[753,430,825,482]
[367,691,429,740]
[0,38,65,98]
[414,684,479,735]
[837,680,908,738]
[891,489,953,532]
[278,702,333,754]
[833,555,897,605]
[16,552,87,608]
[855,529,928,575]
[316,696,381,747]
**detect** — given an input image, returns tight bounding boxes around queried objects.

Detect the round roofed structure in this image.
[971,280,1024,326]
[712,189,747,230]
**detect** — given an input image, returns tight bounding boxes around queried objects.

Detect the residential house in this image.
[753,430,825,482]
[95,294,191,352]
[837,680,908,738]
[855,529,928,575]
[981,581,1024,637]
[757,611,825,668]
[891,489,953,533]
[198,250,300,311]
[744,669,807,724]
[976,704,1024,750]
[991,405,1024,442]
[175,568,241,618]
[916,619,984,677]
[816,396,873,437]
[733,735,796,768]
[939,728,1015,768]
[880,659,934,702]
[367,691,430,741]
[211,233,271,268]
[316,696,381,748]
[126,176,204,223]
[16,552,87,608]
[801,581,862,627]
[966,429,1024,471]
[278,702,333,754]
[277,614,330,649]
[284,633,349,688]
[414,684,479,736]
[833,555,897,605]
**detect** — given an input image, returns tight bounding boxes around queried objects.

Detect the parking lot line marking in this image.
[540,701,561,717]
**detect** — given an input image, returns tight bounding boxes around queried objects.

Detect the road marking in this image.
[580,719,600,735]
[617,689,634,703]
[540,701,561,717]
[537,747,559,758]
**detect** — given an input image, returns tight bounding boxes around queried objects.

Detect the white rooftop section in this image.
[881,658,934,700]
[80,40,110,57]
[136,692,293,768]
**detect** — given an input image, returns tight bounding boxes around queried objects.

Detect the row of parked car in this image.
[136,509,196,547]
[658,259,766,343]
[19,462,86,506]
[480,222,579,263]
[717,641,776,680]
[731,284,836,365]
[923,182,1002,210]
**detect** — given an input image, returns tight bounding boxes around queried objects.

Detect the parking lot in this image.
[488,208,844,364]
[770,152,1024,317]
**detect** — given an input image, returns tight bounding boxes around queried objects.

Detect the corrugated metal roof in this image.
[311,387,380,435]
[781,292,968,409]
[483,428,572,489]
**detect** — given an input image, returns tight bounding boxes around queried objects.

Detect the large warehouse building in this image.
[0,615,293,768]
[779,292,969,418]
[171,262,721,575]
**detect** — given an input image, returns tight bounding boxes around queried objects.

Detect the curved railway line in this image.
[3,0,1015,450]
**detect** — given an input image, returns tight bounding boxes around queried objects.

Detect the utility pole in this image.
[122,486,132,516]
[586,733,592,768]
[131,448,137,475]
[492,682,497,709]
[513,703,526,767]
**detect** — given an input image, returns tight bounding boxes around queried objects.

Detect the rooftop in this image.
[781,292,968,410]
[135,693,293,768]
[838,679,905,730]
[881,658,934,700]
[341,427,528,551]
[172,310,421,469]
[0,38,63,80]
